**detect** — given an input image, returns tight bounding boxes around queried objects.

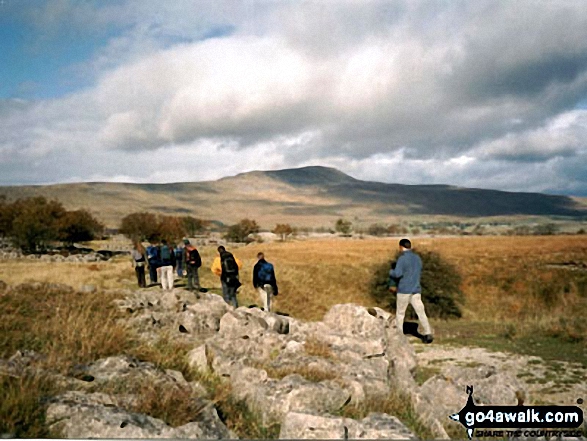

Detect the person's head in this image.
[257,252,265,260]
[183,239,190,245]
[399,238,412,250]
[217,245,226,254]
[161,239,167,246]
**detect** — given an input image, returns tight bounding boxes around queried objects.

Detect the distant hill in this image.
[0,166,585,228]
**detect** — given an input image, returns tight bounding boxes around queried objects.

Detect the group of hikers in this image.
[131,237,432,343]
[130,240,278,311]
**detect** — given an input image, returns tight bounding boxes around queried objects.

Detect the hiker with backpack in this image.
[146,241,160,285]
[389,238,434,344]
[211,245,242,308]
[184,239,202,297]
[253,252,278,312]
[158,239,176,291]
[175,242,185,278]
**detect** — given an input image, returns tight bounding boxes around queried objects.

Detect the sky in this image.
[1,1,587,196]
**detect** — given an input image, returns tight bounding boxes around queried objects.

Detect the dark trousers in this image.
[187,265,200,291]
[148,261,158,284]
[221,280,238,308]
[135,266,146,288]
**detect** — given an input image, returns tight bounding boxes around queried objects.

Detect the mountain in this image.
[0,166,585,228]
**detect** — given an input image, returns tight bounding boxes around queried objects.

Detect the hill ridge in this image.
[0,166,585,227]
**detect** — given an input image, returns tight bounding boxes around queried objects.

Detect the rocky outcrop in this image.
[46,391,234,439]
[4,281,542,439]
[279,412,416,439]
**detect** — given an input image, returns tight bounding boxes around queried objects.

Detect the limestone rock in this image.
[279,411,416,439]
[46,391,233,439]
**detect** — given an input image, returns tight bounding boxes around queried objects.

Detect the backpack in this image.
[221,253,239,277]
[185,245,201,267]
[147,246,159,261]
[160,245,171,261]
[257,261,273,283]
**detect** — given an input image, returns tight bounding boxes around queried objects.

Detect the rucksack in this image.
[221,253,239,276]
[257,261,273,283]
[160,245,171,261]
[147,246,159,260]
[185,245,201,267]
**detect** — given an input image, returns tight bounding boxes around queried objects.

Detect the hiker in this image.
[146,241,160,285]
[175,242,185,278]
[253,252,278,312]
[184,239,202,296]
[389,238,434,344]
[131,241,147,288]
[211,245,242,308]
[158,239,176,291]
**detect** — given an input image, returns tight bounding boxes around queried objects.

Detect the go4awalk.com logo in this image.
[449,386,584,439]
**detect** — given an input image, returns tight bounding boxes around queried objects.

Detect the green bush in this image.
[370,249,464,319]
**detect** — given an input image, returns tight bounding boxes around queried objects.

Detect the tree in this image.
[58,210,104,245]
[368,223,388,236]
[119,212,159,242]
[273,223,293,241]
[10,197,66,251]
[335,218,352,236]
[224,218,260,243]
[0,195,15,238]
[182,216,206,236]
[157,215,187,243]
[533,223,558,236]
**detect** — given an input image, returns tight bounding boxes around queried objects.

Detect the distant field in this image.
[2,235,585,330]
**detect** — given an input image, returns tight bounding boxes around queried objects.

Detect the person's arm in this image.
[390,256,404,279]
[236,257,243,269]
[252,262,260,288]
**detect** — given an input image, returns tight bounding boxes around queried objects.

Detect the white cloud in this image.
[2,1,587,196]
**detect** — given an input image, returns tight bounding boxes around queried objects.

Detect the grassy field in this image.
[1,235,586,436]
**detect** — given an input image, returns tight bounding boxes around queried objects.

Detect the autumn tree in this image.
[58,210,104,245]
[224,218,260,243]
[182,216,207,236]
[272,223,293,241]
[368,223,388,236]
[335,218,352,236]
[157,215,187,244]
[119,212,159,242]
[10,197,67,251]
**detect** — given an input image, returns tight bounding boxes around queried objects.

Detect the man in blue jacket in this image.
[390,238,433,344]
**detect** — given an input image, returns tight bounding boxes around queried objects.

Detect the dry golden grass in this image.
[0,257,133,291]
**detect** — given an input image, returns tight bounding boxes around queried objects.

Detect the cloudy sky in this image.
[1,1,587,195]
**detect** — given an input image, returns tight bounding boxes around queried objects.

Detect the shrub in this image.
[58,210,104,245]
[272,223,293,241]
[182,216,207,236]
[368,223,388,236]
[335,218,352,235]
[224,219,260,243]
[369,249,464,318]
[9,197,67,251]
[119,212,188,243]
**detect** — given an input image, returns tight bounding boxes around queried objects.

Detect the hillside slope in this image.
[0,166,585,228]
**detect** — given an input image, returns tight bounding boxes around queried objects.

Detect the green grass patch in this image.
[413,366,441,386]
[433,320,587,367]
